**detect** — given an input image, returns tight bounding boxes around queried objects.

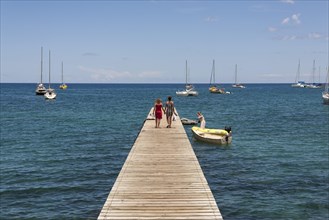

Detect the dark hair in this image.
[168,96,172,101]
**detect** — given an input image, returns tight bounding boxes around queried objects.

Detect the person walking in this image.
[153,98,165,128]
[164,96,176,128]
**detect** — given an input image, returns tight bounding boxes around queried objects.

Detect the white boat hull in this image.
[232,84,245,89]
[291,83,306,88]
[323,92,329,105]
[181,118,197,125]
[44,89,57,100]
[176,89,198,96]
[35,83,47,95]
[191,127,232,145]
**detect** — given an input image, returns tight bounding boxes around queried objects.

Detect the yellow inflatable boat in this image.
[191,126,232,145]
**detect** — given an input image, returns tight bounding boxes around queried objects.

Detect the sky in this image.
[1,0,328,83]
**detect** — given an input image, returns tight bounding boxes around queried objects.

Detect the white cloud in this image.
[281,13,301,25]
[308,32,322,39]
[282,35,297,40]
[78,66,132,81]
[281,17,290,24]
[268,26,278,32]
[138,71,162,78]
[291,13,301,24]
[78,66,163,82]
[280,0,295,4]
[82,52,98,56]
[205,16,218,22]
[273,35,298,41]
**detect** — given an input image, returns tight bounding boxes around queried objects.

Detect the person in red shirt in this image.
[153,98,165,128]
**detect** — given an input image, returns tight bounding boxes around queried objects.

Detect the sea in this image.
[1,83,328,220]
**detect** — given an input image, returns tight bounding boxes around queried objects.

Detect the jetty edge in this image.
[98,108,223,219]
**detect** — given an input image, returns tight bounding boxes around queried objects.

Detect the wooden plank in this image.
[98,108,223,220]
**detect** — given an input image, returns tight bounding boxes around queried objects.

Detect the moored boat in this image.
[176,60,198,96]
[35,47,47,95]
[191,126,232,145]
[181,118,198,125]
[323,67,329,105]
[209,60,231,94]
[232,64,245,88]
[44,50,57,100]
[291,59,306,88]
[59,62,68,90]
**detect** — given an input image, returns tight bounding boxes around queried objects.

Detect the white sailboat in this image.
[59,61,68,89]
[305,60,321,89]
[291,59,306,88]
[232,64,245,88]
[176,60,198,96]
[44,50,57,100]
[35,47,47,95]
[208,60,230,94]
[322,67,329,105]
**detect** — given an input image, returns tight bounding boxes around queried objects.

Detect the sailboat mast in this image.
[41,47,43,83]
[185,60,187,86]
[61,61,64,84]
[235,64,238,84]
[48,50,51,89]
[325,67,329,92]
[213,60,215,84]
[295,59,300,83]
[312,60,316,84]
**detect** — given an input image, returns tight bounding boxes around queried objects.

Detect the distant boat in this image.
[35,47,47,95]
[322,67,329,105]
[59,61,68,90]
[176,60,198,96]
[291,59,306,88]
[305,60,321,89]
[44,50,57,100]
[208,60,230,94]
[232,64,245,89]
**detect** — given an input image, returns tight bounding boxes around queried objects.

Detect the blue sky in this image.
[1,0,328,83]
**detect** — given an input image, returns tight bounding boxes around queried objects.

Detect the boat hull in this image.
[232,84,245,89]
[176,90,198,96]
[59,84,68,90]
[181,118,197,125]
[323,92,329,105]
[191,126,232,145]
[35,84,47,95]
[44,89,57,100]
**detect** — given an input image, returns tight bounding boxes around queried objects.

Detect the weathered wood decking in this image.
[98,108,223,219]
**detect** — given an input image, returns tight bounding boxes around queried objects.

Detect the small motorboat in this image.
[191,126,232,145]
[181,118,198,125]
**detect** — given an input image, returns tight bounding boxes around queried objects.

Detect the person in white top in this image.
[197,112,206,129]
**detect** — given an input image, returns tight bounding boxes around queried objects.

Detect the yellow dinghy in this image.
[191,126,232,145]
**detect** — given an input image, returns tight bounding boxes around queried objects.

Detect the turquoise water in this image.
[1,83,328,219]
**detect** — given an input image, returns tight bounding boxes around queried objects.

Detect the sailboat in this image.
[59,61,68,89]
[322,67,329,105]
[35,47,47,95]
[176,60,198,96]
[208,60,230,94]
[291,59,306,88]
[305,60,321,89]
[232,64,245,88]
[44,50,57,100]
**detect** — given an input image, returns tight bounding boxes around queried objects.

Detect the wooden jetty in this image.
[98,108,223,219]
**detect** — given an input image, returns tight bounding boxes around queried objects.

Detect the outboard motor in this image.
[224,126,232,134]
[224,126,232,143]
